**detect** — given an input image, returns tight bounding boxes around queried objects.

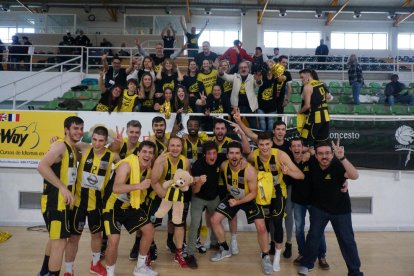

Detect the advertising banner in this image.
[0,111,76,168]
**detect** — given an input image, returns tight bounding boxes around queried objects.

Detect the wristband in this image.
[339,156,346,161]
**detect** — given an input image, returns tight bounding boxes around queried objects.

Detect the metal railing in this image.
[0,56,83,109]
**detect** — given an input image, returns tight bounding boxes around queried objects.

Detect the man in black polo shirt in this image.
[298,141,363,276]
[186,141,226,268]
[180,16,209,59]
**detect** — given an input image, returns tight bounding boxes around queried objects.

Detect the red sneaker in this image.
[64,273,74,276]
[90,260,107,276]
[174,249,188,268]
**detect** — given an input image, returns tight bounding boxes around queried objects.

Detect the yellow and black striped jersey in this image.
[223,160,250,200]
[118,137,140,160]
[182,132,209,164]
[113,89,138,112]
[212,136,233,154]
[308,80,330,124]
[151,132,171,157]
[74,146,114,211]
[41,139,77,213]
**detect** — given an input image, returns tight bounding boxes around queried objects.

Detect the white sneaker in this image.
[261,255,273,275]
[273,256,280,272]
[230,238,239,255]
[133,265,158,276]
[210,246,232,262]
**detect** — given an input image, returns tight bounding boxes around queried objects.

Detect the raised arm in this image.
[332,140,359,180]
[170,43,186,60]
[135,38,149,57]
[180,16,188,33]
[278,150,304,180]
[233,107,258,143]
[161,24,169,38]
[101,53,109,71]
[198,19,209,35]
[98,68,107,93]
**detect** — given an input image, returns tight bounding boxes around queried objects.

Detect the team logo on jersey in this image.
[87,174,99,186]
[259,165,264,170]
[324,174,332,180]
[303,166,309,172]
[100,161,109,170]
[86,159,93,164]
[270,164,277,171]
[77,221,85,231]
[218,203,226,210]
[394,125,414,167]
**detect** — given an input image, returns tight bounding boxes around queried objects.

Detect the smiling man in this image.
[37,116,84,276]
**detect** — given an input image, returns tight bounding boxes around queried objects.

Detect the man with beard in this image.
[37,116,84,276]
[242,132,304,272]
[149,137,191,267]
[194,41,219,69]
[185,141,227,268]
[182,117,209,165]
[150,116,170,158]
[210,142,273,275]
[219,61,262,128]
[287,138,330,270]
[103,141,158,276]
[101,54,132,89]
[64,126,114,276]
[110,120,142,160]
[298,141,362,276]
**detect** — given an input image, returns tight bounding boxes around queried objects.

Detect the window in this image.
[198,29,240,47]
[263,31,320,49]
[0,27,35,43]
[331,32,388,50]
[397,33,414,50]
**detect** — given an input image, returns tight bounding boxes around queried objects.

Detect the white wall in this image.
[1,166,413,231]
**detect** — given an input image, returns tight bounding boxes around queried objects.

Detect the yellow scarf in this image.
[115,154,142,209]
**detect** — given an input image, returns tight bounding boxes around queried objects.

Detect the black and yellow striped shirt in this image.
[308,80,330,124]
[118,137,140,160]
[223,160,250,200]
[41,139,77,212]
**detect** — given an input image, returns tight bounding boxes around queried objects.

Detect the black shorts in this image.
[260,196,286,219]
[103,201,150,235]
[215,196,264,224]
[42,208,71,240]
[143,196,163,227]
[71,206,103,235]
[301,121,330,144]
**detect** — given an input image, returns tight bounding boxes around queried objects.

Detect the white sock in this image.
[273,249,281,271]
[137,254,146,267]
[231,234,237,240]
[92,252,101,266]
[65,262,74,274]
[106,265,115,276]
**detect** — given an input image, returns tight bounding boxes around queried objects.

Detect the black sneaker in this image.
[100,238,108,258]
[283,242,292,258]
[166,240,177,253]
[129,241,140,261]
[318,257,330,270]
[149,243,158,261]
[293,255,303,266]
[268,243,275,255]
[186,254,198,269]
[196,238,207,254]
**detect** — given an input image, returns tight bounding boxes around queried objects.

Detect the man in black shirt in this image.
[101,54,130,89]
[180,16,209,59]
[161,23,176,58]
[195,41,219,69]
[186,141,226,268]
[298,141,363,276]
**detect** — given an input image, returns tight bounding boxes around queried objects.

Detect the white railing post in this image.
[12,82,17,110]
[60,64,64,96]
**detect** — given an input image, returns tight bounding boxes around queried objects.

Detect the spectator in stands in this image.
[252,46,269,74]
[205,84,231,116]
[135,39,184,72]
[272,47,280,62]
[174,85,192,129]
[154,86,174,112]
[216,60,233,101]
[137,72,156,112]
[385,74,414,106]
[96,68,123,112]
[180,16,209,59]
[182,60,205,112]
[347,54,364,105]
[66,32,75,45]
[219,40,254,74]
[75,30,91,47]
[257,60,278,131]
[161,23,176,58]
[197,59,218,95]
[8,35,22,71]
[100,38,113,56]
[273,55,292,114]
[101,54,131,89]
[137,56,155,82]
[117,42,129,57]
[58,35,74,66]
[218,61,262,128]
[155,58,183,96]
[21,36,32,71]
[114,78,139,112]
[195,41,218,69]
[315,39,329,66]
[0,39,5,71]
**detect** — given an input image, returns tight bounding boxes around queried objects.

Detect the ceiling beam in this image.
[325,0,338,26]
[325,0,350,26]
[15,0,33,13]
[393,0,412,27]
[394,10,414,26]
[186,0,191,23]
[257,0,270,24]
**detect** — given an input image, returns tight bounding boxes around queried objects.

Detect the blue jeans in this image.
[301,206,363,276]
[257,109,277,131]
[387,94,414,106]
[293,203,326,258]
[351,82,362,105]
